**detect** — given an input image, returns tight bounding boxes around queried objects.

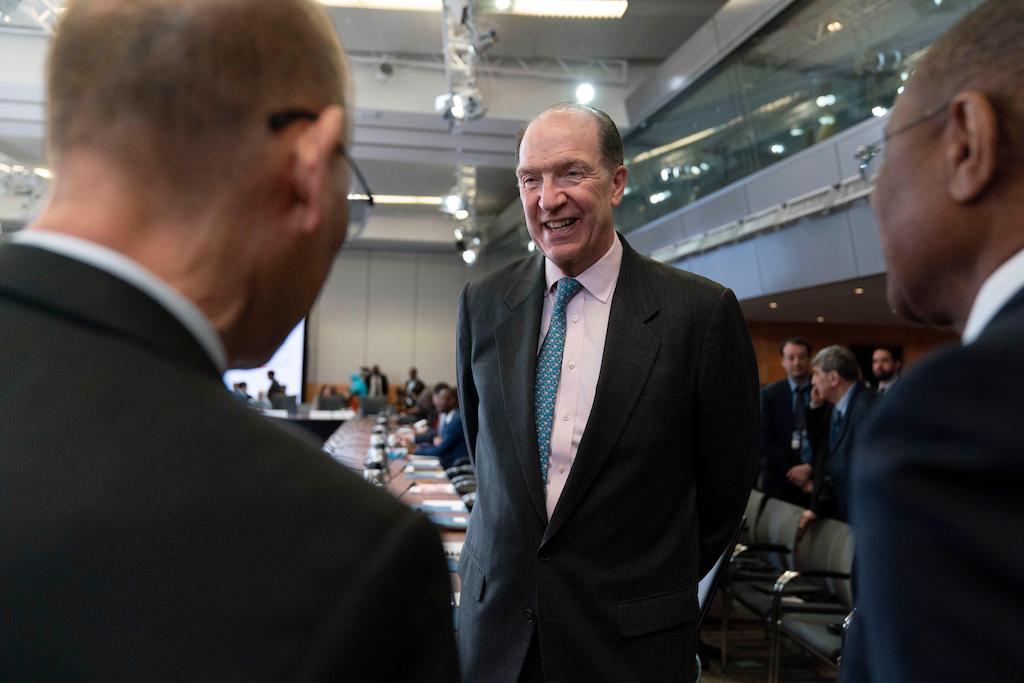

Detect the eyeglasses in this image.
[854,102,948,183]
[267,109,374,241]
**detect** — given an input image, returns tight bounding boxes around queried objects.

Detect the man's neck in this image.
[32,155,253,362]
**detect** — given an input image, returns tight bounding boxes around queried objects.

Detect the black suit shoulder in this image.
[847,302,1024,682]
[0,257,459,681]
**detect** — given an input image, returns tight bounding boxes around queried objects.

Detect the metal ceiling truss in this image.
[0,0,63,33]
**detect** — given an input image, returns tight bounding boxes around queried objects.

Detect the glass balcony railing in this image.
[618,0,982,233]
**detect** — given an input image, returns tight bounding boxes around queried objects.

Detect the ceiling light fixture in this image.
[575,82,596,104]
[318,0,629,19]
[816,316,826,323]
[854,287,865,295]
[508,0,628,19]
[348,193,443,206]
[826,20,843,33]
[769,302,779,310]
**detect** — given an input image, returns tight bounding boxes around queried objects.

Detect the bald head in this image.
[916,0,1024,172]
[48,0,348,199]
[515,102,623,174]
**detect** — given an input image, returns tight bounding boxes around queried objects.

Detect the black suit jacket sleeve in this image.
[694,288,761,576]
[298,512,460,682]
[843,339,1024,683]
[456,285,479,469]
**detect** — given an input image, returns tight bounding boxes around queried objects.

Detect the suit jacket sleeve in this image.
[694,288,760,576]
[297,512,460,682]
[456,285,479,468]
[758,386,783,463]
[847,345,1024,683]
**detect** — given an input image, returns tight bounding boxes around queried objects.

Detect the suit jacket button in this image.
[524,608,537,623]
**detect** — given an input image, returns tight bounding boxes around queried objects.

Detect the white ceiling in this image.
[0,0,729,242]
[328,0,728,61]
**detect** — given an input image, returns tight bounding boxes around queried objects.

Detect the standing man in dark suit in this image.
[798,346,876,530]
[456,102,760,683]
[841,3,1024,681]
[869,346,901,395]
[0,1,457,680]
[758,337,815,505]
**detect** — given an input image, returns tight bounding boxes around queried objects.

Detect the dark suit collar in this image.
[542,235,661,545]
[496,254,549,523]
[830,382,865,453]
[0,243,220,377]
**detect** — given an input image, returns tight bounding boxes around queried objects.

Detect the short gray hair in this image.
[514,102,624,174]
[812,345,860,382]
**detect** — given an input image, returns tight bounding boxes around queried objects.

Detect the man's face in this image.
[811,365,836,404]
[433,389,452,413]
[872,349,898,382]
[781,343,811,382]
[871,80,960,326]
[516,111,627,277]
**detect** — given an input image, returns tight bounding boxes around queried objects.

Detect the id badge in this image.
[791,431,802,451]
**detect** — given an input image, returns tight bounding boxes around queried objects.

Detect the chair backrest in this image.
[740,489,767,544]
[753,498,805,571]
[360,395,389,416]
[794,517,855,607]
[270,394,297,413]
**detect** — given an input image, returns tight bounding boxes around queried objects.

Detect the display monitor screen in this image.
[223,319,306,403]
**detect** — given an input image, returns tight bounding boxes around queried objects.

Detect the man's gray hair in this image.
[514,102,624,174]
[812,345,860,382]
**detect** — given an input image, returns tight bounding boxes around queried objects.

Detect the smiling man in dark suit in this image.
[455,103,760,682]
[842,2,1024,681]
[0,1,457,680]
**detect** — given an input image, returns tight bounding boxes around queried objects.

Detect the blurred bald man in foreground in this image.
[0,1,457,680]
[843,2,1024,681]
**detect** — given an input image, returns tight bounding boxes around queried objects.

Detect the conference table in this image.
[321,415,466,598]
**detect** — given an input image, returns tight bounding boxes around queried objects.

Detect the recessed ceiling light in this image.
[816,316,826,323]
[854,287,865,295]
[769,302,779,310]
[826,21,843,33]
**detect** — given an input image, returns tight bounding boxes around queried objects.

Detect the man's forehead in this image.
[519,112,599,158]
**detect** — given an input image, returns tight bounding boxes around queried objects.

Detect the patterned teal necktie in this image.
[535,277,584,489]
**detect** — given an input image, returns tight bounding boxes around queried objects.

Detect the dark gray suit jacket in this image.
[840,287,1024,683]
[455,236,759,682]
[0,243,459,681]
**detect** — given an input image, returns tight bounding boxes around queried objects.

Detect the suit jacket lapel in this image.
[0,243,219,377]
[542,239,660,546]
[495,255,548,525]
[830,383,860,455]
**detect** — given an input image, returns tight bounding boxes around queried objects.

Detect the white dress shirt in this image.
[963,246,1024,344]
[9,230,227,371]
[538,236,623,517]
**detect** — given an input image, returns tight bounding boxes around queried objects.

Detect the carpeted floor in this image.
[697,600,839,683]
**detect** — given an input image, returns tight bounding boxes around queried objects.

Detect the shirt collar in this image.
[963,246,1024,344]
[544,234,623,303]
[835,382,857,416]
[787,377,809,393]
[10,230,227,372]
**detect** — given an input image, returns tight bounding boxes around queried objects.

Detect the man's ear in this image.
[945,91,999,203]
[610,164,628,206]
[285,105,345,236]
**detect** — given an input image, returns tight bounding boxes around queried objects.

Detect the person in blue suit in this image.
[412,384,468,470]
